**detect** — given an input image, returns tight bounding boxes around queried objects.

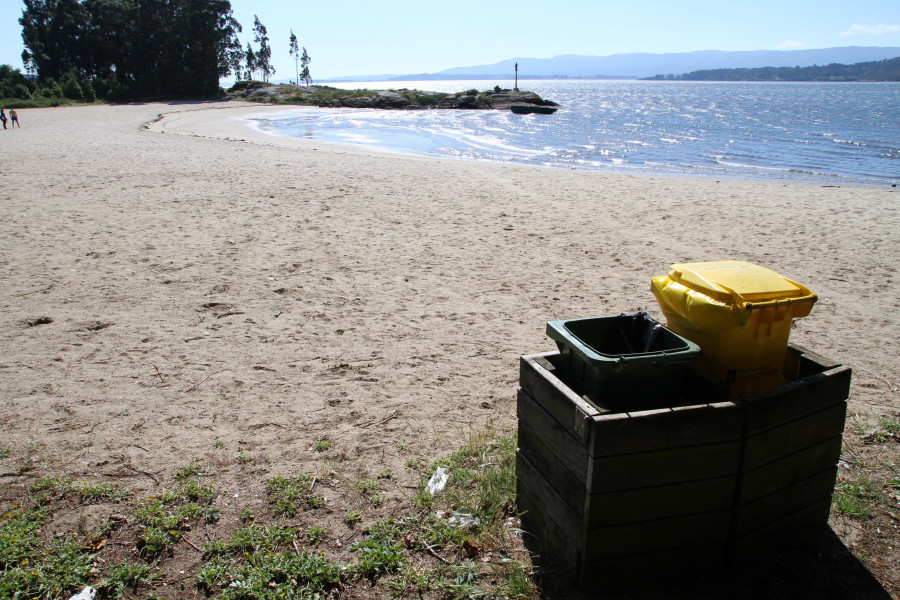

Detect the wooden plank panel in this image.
[733,498,833,559]
[516,450,584,548]
[517,483,582,572]
[781,344,842,380]
[517,389,589,486]
[520,352,600,446]
[585,476,736,528]
[733,466,838,536]
[580,543,728,586]
[741,366,851,436]
[742,403,847,470]
[588,441,742,493]
[739,435,843,504]
[517,417,587,522]
[588,402,744,458]
[791,344,843,379]
[582,510,731,561]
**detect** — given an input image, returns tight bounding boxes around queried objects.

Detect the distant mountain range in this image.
[320,46,900,82]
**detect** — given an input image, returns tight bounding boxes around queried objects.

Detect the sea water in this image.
[249,80,899,186]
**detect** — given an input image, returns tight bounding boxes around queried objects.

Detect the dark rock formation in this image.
[227,81,559,111]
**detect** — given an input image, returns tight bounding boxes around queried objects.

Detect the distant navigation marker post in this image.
[514,62,519,91]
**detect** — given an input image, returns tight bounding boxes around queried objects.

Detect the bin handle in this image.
[715,282,747,309]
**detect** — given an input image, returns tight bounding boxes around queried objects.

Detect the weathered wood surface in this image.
[516,450,583,556]
[732,498,834,559]
[580,542,728,585]
[517,407,587,520]
[588,402,743,457]
[588,441,742,492]
[582,509,732,561]
[742,401,847,469]
[519,352,601,445]
[741,365,851,435]
[733,466,839,536]
[739,435,843,504]
[585,475,737,528]
[516,388,588,486]
[516,345,850,583]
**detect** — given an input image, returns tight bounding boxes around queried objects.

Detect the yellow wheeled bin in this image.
[651,260,817,399]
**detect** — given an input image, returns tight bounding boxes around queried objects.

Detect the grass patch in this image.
[834,479,879,518]
[198,523,343,597]
[0,425,539,599]
[30,477,131,504]
[0,504,96,599]
[266,472,315,516]
[350,520,405,578]
[134,477,217,557]
[98,560,162,598]
[175,460,203,479]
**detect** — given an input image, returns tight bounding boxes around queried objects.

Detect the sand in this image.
[1,101,898,535]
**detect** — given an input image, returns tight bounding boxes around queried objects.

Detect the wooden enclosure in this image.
[516,345,851,587]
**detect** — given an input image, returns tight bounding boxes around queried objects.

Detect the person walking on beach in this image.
[0,109,6,129]
[9,109,19,128]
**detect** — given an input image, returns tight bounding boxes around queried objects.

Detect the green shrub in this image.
[61,72,83,100]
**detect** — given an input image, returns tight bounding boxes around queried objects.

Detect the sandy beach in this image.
[2,101,899,594]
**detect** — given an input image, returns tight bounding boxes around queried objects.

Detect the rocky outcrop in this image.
[227,81,558,111]
[431,89,558,110]
[338,91,415,109]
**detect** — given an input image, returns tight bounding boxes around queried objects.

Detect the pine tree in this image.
[252,15,273,82]
[299,46,311,86]
[244,42,256,80]
[289,30,299,85]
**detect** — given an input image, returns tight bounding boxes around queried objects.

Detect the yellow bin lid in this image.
[668,260,813,305]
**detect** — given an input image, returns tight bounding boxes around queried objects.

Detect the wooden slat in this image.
[739,435,843,504]
[588,401,744,458]
[733,498,833,559]
[517,389,589,485]
[580,543,728,586]
[520,352,600,445]
[582,510,732,561]
[517,484,582,573]
[588,441,742,493]
[517,416,587,522]
[516,450,583,552]
[791,344,843,379]
[741,366,851,435]
[733,466,838,536]
[742,403,847,470]
[585,476,736,528]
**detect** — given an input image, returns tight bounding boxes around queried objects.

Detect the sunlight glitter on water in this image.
[249,80,900,186]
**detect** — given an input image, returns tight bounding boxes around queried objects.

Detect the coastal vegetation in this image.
[647,55,900,81]
[18,0,244,98]
[7,0,311,103]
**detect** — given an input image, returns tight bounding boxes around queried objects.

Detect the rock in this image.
[226,82,557,111]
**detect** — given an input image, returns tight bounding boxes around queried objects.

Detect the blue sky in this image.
[2,0,899,80]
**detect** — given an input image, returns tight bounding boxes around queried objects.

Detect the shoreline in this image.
[150,101,897,188]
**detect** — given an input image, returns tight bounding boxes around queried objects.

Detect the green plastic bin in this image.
[546,312,702,411]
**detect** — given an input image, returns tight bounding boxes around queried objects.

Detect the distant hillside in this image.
[423,47,900,80]
[647,56,900,81]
